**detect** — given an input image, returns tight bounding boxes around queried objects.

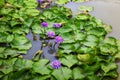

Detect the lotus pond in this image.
[0,0,120,80]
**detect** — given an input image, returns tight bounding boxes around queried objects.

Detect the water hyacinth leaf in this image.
[52,67,72,80]
[32,23,43,34]
[0,58,17,74]
[26,9,39,16]
[101,63,117,73]
[0,33,14,43]
[78,6,94,12]
[60,43,75,53]
[0,47,6,53]
[0,0,4,6]
[3,48,19,58]
[52,69,64,80]
[42,10,53,19]
[61,67,72,80]
[32,59,51,75]
[75,14,90,20]
[60,55,78,68]
[104,70,118,78]
[104,37,116,45]
[77,54,90,62]
[60,33,75,43]
[103,25,112,33]
[14,58,33,71]
[100,43,118,55]
[55,0,70,4]
[114,52,120,60]
[14,58,26,70]
[77,46,93,53]
[86,35,99,42]
[74,32,86,41]
[73,67,85,79]
[117,40,120,51]
[87,27,106,37]
[11,35,32,50]
[23,0,36,8]
[83,41,97,47]
[33,75,51,80]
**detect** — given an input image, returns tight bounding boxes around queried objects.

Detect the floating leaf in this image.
[60,55,78,68]
[101,63,117,73]
[73,67,85,79]
[52,67,72,80]
[11,35,32,50]
[32,59,51,75]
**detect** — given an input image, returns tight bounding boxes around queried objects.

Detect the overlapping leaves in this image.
[0,0,120,80]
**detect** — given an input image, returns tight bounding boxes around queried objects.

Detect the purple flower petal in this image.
[53,23,61,28]
[55,36,63,43]
[41,22,48,27]
[47,31,55,38]
[37,0,43,3]
[50,60,61,69]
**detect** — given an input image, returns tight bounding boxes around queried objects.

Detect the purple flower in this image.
[53,23,61,28]
[50,60,61,69]
[41,22,48,27]
[55,36,63,43]
[37,0,43,3]
[47,31,55,38]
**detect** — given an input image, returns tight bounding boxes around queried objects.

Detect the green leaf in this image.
[100,43,118,55]
[0,0,5,7]
[3,48,19,58]
[0,32,14,43]
[60,43,75,53]
[11,35,32,50]
[114,52,120,59]
[26,9,39,16]
[78,6,93,12]
[60,33,75,43]
[32,59,51,75]
[0,58,17,74]
[104,37,116,45]
[52,67,72,80]
[73,67,85,79]
[76,14,90,20]
[87,27,106,37]
[14,58,33,70]
[55,0,70,4]
[74,32,86,41]
[60,55,78,68]
[77,53,90,62]
[61,67,72,80]
[101,63,117,73]
[32,23,43,34]
[104,70,118,78]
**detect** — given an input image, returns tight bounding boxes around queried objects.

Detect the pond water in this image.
[66,0,120,78]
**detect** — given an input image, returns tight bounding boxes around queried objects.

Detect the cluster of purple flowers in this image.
[41,22,63,43]
[40,22,63,69]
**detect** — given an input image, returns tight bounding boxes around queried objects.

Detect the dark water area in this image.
[23,31,58,62]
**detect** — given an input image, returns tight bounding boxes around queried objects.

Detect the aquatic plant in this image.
[0,0,120,80]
